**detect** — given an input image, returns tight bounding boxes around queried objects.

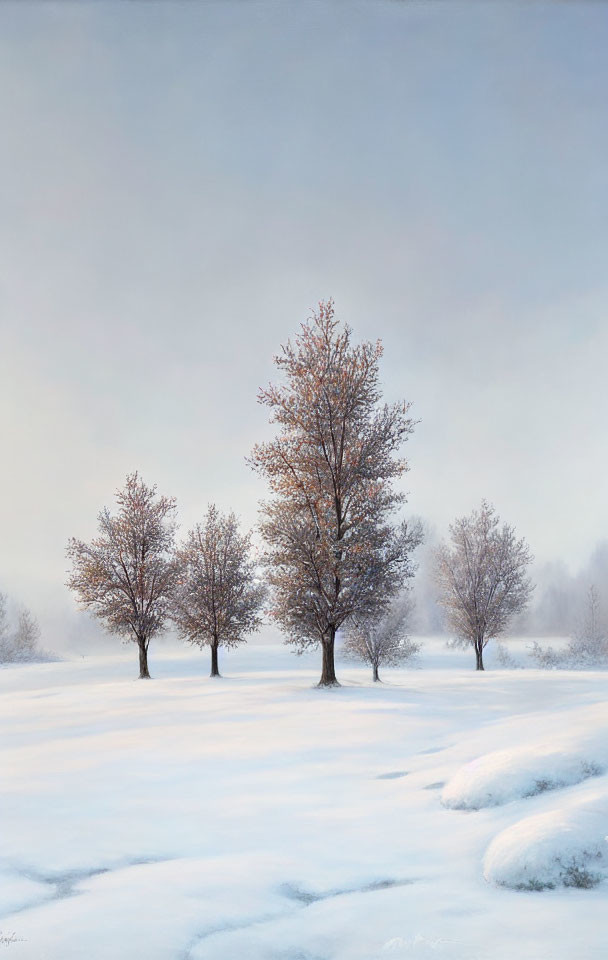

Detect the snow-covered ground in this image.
[1,638,607,959]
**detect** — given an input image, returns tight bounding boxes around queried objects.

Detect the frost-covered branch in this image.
[342,591,419,681]
[434,501,533,670]
[171,506,266,677]
[66,472,177,678]
[250,300,421,685]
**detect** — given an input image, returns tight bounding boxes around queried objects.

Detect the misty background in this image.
[1,1,607,652]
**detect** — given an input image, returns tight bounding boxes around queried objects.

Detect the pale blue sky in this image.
[1,1,607,637]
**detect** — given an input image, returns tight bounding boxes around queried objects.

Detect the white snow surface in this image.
[1,638,607,959]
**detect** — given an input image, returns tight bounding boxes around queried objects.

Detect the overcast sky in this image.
[1,1,607,638]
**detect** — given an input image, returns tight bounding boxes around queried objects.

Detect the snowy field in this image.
[1,639,607,960]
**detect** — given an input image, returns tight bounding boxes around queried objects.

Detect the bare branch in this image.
[66,472,177,678]
[434,501,533,670]
[249,300,421,685]
[171,506,266,676]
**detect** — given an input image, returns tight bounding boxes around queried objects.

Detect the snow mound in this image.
[442,746,602,810]
[0,869,54,916]
[483,794,608,890]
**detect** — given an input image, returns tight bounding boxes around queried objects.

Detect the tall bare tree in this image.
[66,472,177,678]
[342,591,419,681]
[171,505,266,677]
[434,500,533,670]
[250,300,421,686]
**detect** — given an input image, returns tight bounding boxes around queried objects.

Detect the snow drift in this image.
[442,745,603,810]
[3,646,608,960]
[483,793,608,890]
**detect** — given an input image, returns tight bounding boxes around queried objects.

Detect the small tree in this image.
[342,591,419,681]
[572,585,608,664]
[12,608,42,661]
[66,472,177,678]
[171,506,266,677]
[250,300,421,686]
[0,595,45,663]
[434,500,533,671]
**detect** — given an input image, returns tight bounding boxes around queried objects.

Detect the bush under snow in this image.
[442,745,603,810]
[483,794,608,890]
[529,586,608,669]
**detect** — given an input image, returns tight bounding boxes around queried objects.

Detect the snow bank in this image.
[442,745,603,810]
[483,794,608,890]
[0,869,54,916]
[3,649,608,958]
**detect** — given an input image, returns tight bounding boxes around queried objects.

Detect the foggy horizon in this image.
[2,1,607,644]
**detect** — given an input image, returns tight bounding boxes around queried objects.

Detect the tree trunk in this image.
[475,642,485,671]
[138,639,151,679]
[373,663,380,682]
[210,642,221,678]
[318,628,339,687]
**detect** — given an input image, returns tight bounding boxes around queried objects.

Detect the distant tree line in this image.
[0,592,46,664]
[529,585,608,669]
[65,301,537,681]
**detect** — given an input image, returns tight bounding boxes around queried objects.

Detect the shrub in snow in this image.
[528,640,566,669]
[494,642,522,669]
[483,795,608,890]
[442,745,602,810]
[0,594,49,664]
[529,586,608,669]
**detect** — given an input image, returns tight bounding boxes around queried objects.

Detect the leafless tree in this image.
[250,300,422,686]
[13,607,42,660]
[434,500,533,670]
[66,472,177,678]
[494,640,522,669]
[171,505,266,677]
[574,585,607,661]
[342,591,419,681]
